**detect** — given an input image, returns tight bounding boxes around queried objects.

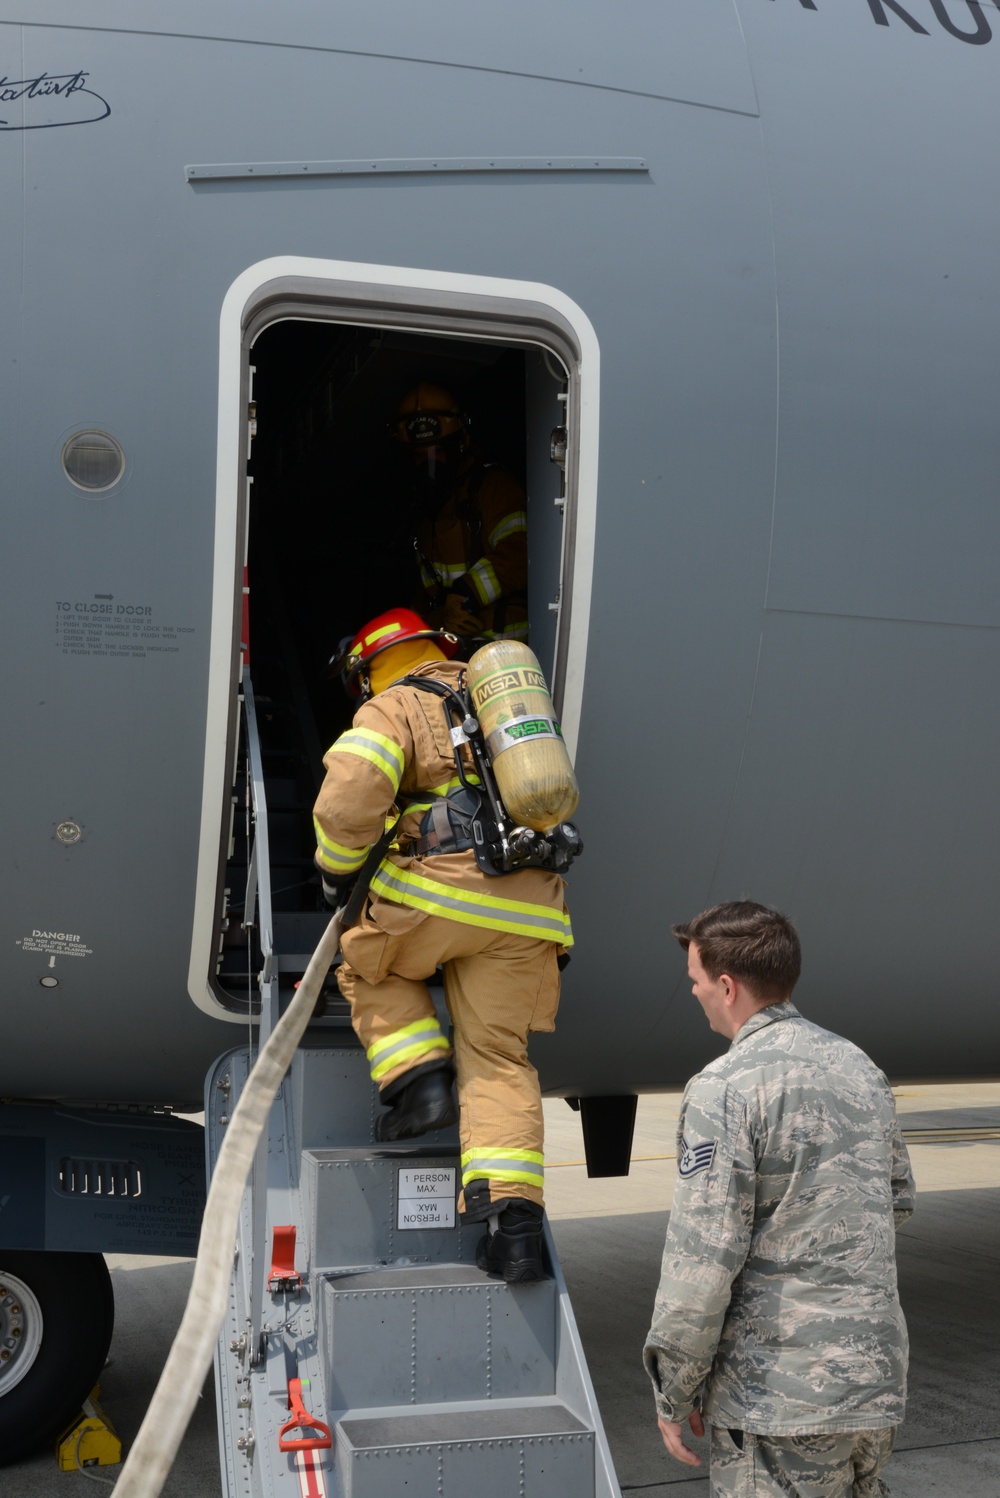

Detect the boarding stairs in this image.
[206,667,620,1498]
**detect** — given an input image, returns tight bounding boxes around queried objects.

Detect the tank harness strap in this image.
[395,672,517,878]
[394,674,490,861]
[405,787,479,858]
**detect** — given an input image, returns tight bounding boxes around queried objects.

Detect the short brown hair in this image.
[671,901,801,1003]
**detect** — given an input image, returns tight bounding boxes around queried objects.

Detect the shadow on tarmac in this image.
[550,1188,1000,1494]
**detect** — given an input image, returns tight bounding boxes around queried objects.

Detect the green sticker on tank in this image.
[507,718,561,740]
[486,714,563,758]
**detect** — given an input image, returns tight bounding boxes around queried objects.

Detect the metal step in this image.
[337,1400,593,1498]
[208,1045,620,1498]
[303,1144,473,1271]
[321,1263,557,1409]
[273,910,335,951]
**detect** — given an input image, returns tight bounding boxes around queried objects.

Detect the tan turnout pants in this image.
[337,893,561,1215]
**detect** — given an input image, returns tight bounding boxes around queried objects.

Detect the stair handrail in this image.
[240,669,275,989]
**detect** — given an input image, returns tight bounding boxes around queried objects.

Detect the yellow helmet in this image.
[391,383,467,446]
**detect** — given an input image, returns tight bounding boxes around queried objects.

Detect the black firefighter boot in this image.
[476,1199,546,1284]
[375,1059,458,1143]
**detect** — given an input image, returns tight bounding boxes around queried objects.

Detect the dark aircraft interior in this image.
[215,320,560,1011]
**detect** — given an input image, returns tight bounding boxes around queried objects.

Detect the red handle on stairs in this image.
[278,1378,332,1453]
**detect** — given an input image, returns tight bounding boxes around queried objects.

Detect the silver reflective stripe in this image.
[334,728,404,786]
[488,510,528,547]
[483,621,529,641]
[424,561,468,583]
[370,1022,447,1067]
[485,714,562,760]
[462,1156,545,1181]
[373,864,570,940]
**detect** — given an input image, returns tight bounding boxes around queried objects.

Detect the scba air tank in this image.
[467,641,579,832]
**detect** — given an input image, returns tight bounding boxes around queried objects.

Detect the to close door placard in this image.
[397,1167,456,1230]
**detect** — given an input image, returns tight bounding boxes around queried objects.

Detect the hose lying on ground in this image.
[111,911,345,1497]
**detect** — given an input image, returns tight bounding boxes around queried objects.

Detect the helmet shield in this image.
[391,383,467,448]
[395,409,465,447]
[331,607,459,698]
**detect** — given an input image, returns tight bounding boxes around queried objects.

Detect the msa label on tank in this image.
[397,1167,456,1230]
[473,667,547,705]
[486,714,563,758]
[17,929,93,959]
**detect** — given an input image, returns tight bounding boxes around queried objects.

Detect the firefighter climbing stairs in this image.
[207,1043,621,1498]
[207,664,618,1495]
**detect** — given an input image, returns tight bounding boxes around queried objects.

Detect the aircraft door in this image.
[524,348,569,681]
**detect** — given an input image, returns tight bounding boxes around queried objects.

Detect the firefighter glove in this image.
[443,591,482,637]
[321,872,356,910]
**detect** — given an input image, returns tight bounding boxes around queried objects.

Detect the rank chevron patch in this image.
[678,1135,717,1177]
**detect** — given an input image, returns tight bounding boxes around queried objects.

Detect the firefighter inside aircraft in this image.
[391,381,530,646]
[247,324,532,743]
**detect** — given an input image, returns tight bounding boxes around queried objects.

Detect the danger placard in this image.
[396,1167,456,1230]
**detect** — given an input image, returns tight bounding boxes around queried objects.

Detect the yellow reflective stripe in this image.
[312,818,369,874]
[426,775,481,797]
[370,1040,450,1082]
[367,1016,445,1060]
[461,1148,544,1167]
[370,1036,450,1082]
[483,621,529,641]
[427,562,469,583]
[487,510,527,548]
[404,775,482,817]
[464,1167,544,1188]
[329,728,404,792]
[366,1017,451,1082]
[461,1148,544,1187]
[365,621,405,647]
[469,559,501,606]
[371,861,573,945]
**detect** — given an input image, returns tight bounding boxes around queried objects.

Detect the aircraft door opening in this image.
[190,260,599,1022]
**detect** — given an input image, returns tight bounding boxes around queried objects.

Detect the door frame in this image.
[188,256,600,1020]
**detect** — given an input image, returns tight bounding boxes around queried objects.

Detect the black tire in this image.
[0,1251,115,1466]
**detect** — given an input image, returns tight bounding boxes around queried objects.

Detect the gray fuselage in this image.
[3,0,998,1109]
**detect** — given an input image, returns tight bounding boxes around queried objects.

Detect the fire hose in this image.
[112,833,390,1497]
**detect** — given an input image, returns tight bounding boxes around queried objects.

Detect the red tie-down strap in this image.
[279,1378,332,1453]
[294,1448,328,1498]
[268,1224,302,1293]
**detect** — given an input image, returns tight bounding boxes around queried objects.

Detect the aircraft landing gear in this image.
[0,1252,115,1466]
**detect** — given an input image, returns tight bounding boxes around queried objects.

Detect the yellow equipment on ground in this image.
[55,1383,122,1470]
[467,640,579,832]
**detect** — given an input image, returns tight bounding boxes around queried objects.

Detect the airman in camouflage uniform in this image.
[643,902,914,1497]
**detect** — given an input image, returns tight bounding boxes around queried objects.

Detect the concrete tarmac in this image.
[5,1083,998,1497]
[544,1081,1000,1496]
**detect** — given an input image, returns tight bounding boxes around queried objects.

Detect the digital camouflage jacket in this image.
[644,1001,914,1435]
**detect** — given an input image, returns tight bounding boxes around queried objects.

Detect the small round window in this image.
[61,430,125,492]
